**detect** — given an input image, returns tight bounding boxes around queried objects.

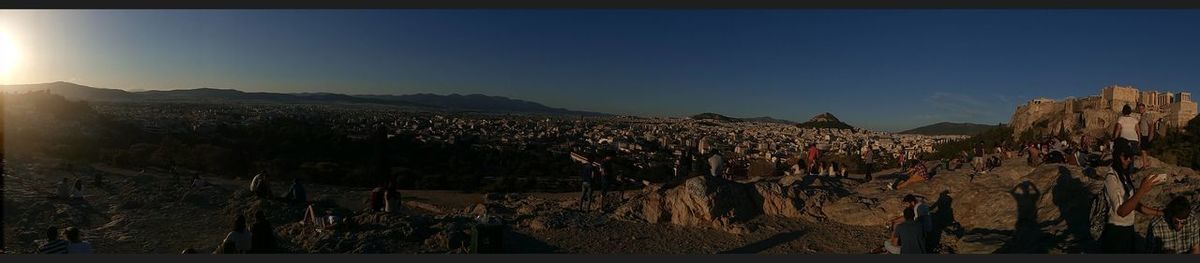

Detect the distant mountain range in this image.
[690,113,744,122]
[796,112,855,130]
[898,122,999,136]
[0,82,606,116]
[688,113,798,124]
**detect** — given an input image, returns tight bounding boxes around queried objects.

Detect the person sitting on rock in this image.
[70,179,84,200]
[384,189,400,214]
[250,172,272,198]
[890,194,932,234]
[91,168,103,187]
[1145,196,1200,254]
[56,178,71,199]
[884,206,927,254]
[324,209,345,230]
[249,210,277,253]
[192,175,211,188]
[220,214,252,253]
[369,185,386,213]
[889,160,929,190]
[37,226,68,254]
[63,227,92,254]
[386,181,402,204]
[212,238,239,254]
[284,179,306,203]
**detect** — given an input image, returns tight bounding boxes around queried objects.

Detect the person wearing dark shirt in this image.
[885,207,927,254]
[369,185,385,212]
[249,211,277,253]
[579,163,595,212]
[597,155,613,210]
[285,179,307,203]
[37,226,68,254]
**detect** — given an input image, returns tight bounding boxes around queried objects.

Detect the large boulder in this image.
[614,176,759,233]
[614,175,848,234]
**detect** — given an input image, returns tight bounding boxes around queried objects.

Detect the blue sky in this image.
[1,10,1199,131]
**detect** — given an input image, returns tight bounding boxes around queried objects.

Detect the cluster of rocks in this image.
[581,153,1200,254]
[612,175,853,234]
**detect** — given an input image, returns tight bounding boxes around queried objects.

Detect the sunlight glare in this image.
[0,31,21,77]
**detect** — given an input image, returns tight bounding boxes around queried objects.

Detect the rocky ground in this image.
[5,153,1199,254]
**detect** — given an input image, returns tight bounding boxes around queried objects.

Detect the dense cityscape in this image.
[78,101,970,180]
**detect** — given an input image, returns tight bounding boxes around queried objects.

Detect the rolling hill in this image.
[795,112,854,129]
[0,81,605,116]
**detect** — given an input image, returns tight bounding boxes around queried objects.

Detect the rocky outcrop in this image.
[825,157,1200,253]
[1009,97,1124,140]
[614,176,760,233]
[614,175,850,234]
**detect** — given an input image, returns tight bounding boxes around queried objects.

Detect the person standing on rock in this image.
[807,144,819,175]
[1145,196,1200,254]
[597,155,613,210]
[862,145,875,181]
[220,214,252,253]
[1101,150,1165,253]
[1113,105,1140,174]
[972,141,986,175]
[1136,103,1156,170]
[579,160,596,212]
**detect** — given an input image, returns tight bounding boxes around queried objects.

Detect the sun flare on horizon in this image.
[0,30,23,80]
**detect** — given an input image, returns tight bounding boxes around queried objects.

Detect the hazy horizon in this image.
[2,10,1199,131]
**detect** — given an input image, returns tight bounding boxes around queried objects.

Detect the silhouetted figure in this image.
[56,178,71,199]
[250,172,272,198]
[64,227,92,254]
[861,146,875,181]
[369,186,385,212]
[37,226,68,254]
[249,211,277,253]
[579,162,596,211]
[284,179,306,203]
[70,179,84,200]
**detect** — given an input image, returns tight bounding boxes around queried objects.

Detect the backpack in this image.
[1088,190,1109,239]
[1089,170,1132,240]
